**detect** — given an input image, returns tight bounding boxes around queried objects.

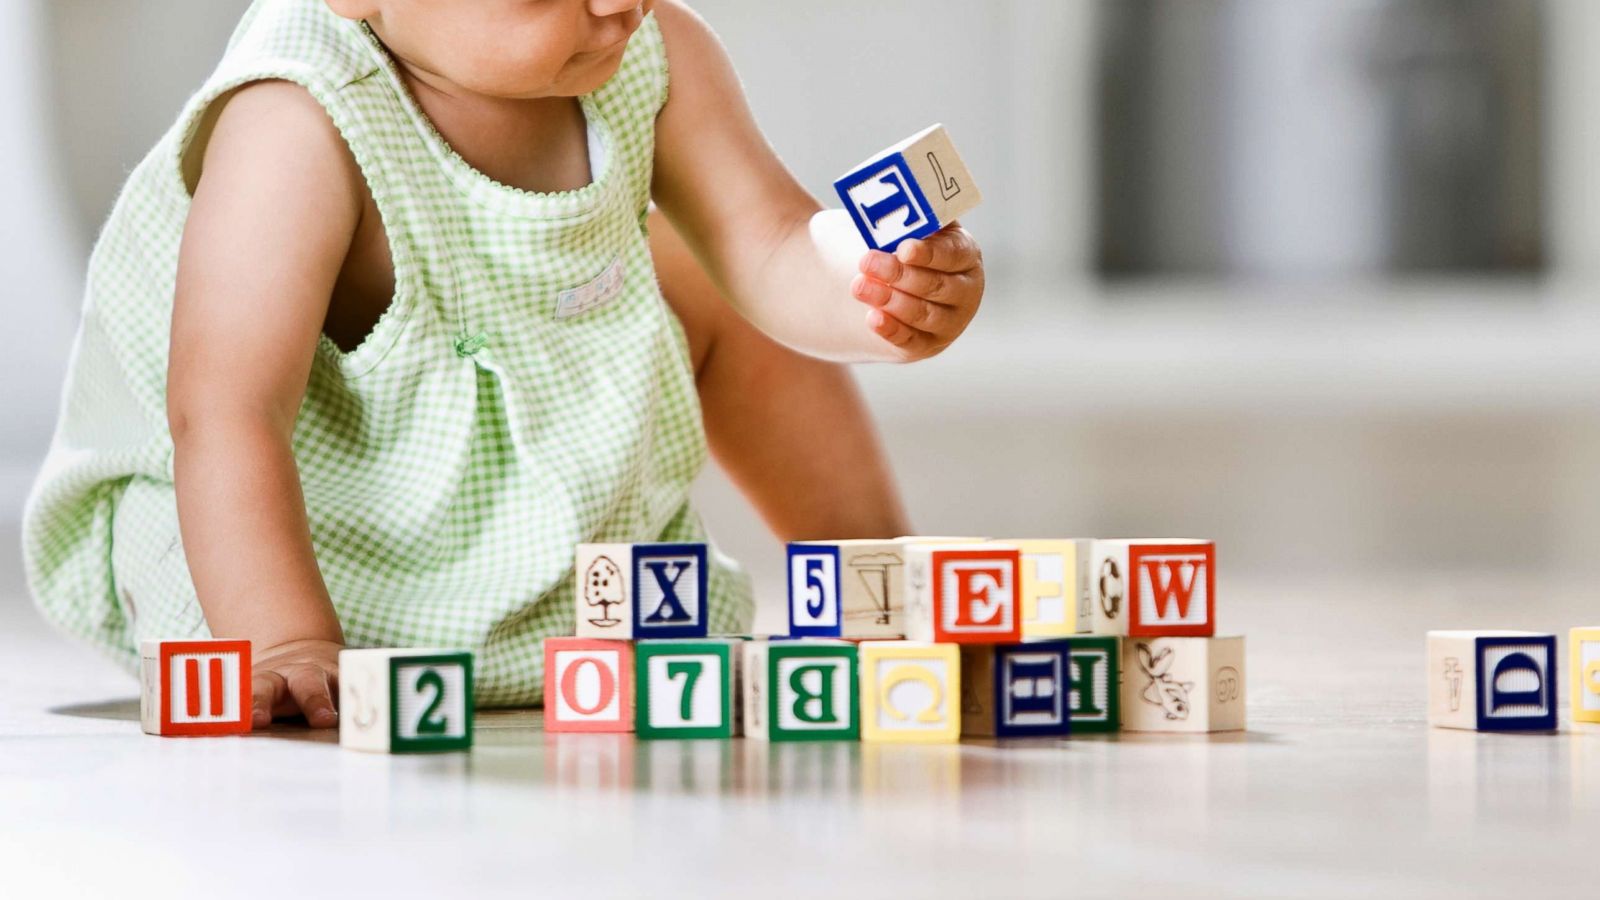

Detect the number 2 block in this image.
[636,640,742,739]
[834,123,983,252]
[140,639,252,736]
[742,640,860,742]
[859,641,960,743]
[1573,626,1600,725]
[543,637,634,733]
[575,543,709,640]
[787,540,907,639]
[339,649,474,753]
[905,543,1022,644]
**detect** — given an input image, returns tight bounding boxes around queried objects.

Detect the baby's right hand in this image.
[252,638,341,729]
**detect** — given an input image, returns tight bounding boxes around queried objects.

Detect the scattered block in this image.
[1088,539,1215,637]
[905,543,1022,644]
[543,637,634,733]
[959,643,1072,738]
[636,639,742,739]
[859,641,960,743]
[339,649,474,753]
[140,639,252,736]
[1009,539,1092,638]
[575,542,709,640]
[1427,630,1557,732]
[743,640,860,742]
[1573,626,1600,725]
[1061,635,1121,733]
[1120,636,1245,733]
[834,123,982,252]
[787,539,907,639]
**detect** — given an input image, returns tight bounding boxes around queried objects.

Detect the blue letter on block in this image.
[1474,635,1557,731]
[994,643,1071,737]
[835,153,941,252]
[633,544,709,639]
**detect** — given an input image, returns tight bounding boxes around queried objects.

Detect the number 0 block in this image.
[575,543,709,640]
[834,123,982,252]
[742,640,860,742]
[906,543,1022,644]
[859,641,960,743]
[339,649,474,753]
[1427,630,1557,732]
[636,640,742,739]
[140,639,252,736]
[1573,626,1600,725]
[543,638,634,733]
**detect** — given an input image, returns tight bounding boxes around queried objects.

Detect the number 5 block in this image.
[140,639,252,736]
[636,640,742,739]
[787,540,908,639]
[339,649,474,753]
[543,637,634,733]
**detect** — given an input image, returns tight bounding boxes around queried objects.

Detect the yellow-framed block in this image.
[1010,539,1088,638]
[1572,626,1600,724]
[859,641,960,743]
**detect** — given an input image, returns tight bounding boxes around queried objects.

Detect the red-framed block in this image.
[140,639,253,736]
[543,637,635,733]
[905,544,1023,644]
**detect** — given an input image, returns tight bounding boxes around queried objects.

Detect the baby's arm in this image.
[651,2,985,364]
[169,81,362,728]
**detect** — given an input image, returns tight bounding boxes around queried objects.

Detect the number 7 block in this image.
[140,639,252,736]
[635,639,742,739]
[339,649,474,753]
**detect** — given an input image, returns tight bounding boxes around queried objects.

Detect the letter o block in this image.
[1572,626,1600,725]
[1428,630,1557,732]
[905,543,1022,644]
[859,641,960,743]
[543,638,634,733]
[140,639,252,736]
[743,640,860,742]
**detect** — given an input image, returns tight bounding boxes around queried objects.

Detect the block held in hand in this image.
[834,124,982,252]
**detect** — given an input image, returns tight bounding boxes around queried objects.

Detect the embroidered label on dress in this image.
[556,255,626,319]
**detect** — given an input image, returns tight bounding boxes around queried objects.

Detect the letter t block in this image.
[1428,630,1557,732]
[834,124,982,252]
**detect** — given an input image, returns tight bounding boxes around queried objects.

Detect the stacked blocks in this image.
[743,639,860,741]
[543,638,634,733]
[140,638,252,736]
[905,543,1022,644]
[575,542,709,640]
[1573,627,1600,725]
[1088,539,1215,637]
[635,638,742,740]
[1427,631,1557,732]
[834,123,982,252]
[340,648,475,752]
[787,539,907,639]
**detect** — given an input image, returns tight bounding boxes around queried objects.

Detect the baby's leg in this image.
[649,210,911,540]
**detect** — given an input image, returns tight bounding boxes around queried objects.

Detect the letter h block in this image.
[787,539,908,639]
[859,641,960,743]
[959,643,1072,738]
[1572,626,1600,724]
[543,637,634,733]
[906,543,1022,644]
[636,639,742,739]
[1427,631,1557,732]
[834,124,982,252]
[339,649,475,753]
[742,640,860,742]
[140,639,252,736]
[575,542,709,640]
[1088,539,1215,637]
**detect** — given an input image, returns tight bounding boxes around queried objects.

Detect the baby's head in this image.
[326,0,652,98]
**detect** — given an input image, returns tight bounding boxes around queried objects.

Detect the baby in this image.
[23,0,984,727]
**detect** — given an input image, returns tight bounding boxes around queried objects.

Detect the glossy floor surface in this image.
[2,533,1597,899]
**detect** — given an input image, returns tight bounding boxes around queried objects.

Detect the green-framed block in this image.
[339,648,474,753]
[1063,635,1120,733]
[743,640,860,742]
[635,639,741,739]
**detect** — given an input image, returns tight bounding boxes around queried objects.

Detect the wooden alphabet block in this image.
[575,542,709,640]
[339,649,474,753]
[140,639,252,736]
[959,643,1071,738]
[1121,636,1245,733]
[787,539,908,639]
[743,640,860,742]
[1573,626,1600,725]
[1008,539,1092,638]
[1061,635,1121,733]
[1427,630,1557,732]
[1088,539,1215,637]
[542,637,634,733]
[834,123,983,252]
[905,543,1022,644]
[859,641,960,743]
[635,639,742,739]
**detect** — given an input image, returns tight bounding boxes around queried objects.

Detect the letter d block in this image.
[575,542,709,640]
[140,639,252,736]
[1427,631,1557,732]
[339,649,474,753]
[743,640,860,742]
[834,124,983,252]
[859,641,960,743]
[1088,539,1215,637]
[1121,636,1245,733]
[906,543,1022,644]
[543,638,634,733]
[1572,626,1600,725]
[636,640,741,739]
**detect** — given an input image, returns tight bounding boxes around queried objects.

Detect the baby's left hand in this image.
[849,223,985,361]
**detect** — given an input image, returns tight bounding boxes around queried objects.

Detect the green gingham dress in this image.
[21,0,753,705]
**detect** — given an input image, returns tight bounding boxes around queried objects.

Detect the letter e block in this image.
[1427,631,1557,732]
[1121,636,1245,733]
[140,639,252,736]
[543,638,634,733]
[339,649,474,753]
[906,543,1022,644]
[1573,626,1600,725]
[859,641,960,743]
[743,640,860,742]
[636,639,741,739]
[1089,539,1215,637]
[834,124,982,252]
[787,540,907,639]
[575,542,709,639]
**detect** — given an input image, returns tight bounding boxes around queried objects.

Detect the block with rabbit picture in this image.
[1120,636,1245,733]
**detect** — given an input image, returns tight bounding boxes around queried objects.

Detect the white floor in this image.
[2,524,1598,899]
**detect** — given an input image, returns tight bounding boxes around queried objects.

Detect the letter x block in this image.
[1088,539,1215,637]
[636,639,742,739]
[834,123,982,252]
[575,542,709,640]
[1009,539,1093,638]
[859,641,960,743]
[543,637,634,733]
[140,639,252,736]
[1427,631,1557,732]
[1572,626,1600,725]
[743,640,860,742]
[905,543,1022,644]
[339,649,474,753]
[787,540,907,639]
[1121,636,1245,733]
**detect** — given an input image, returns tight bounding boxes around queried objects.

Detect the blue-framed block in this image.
[1474,634,1557,731]
[632,543,709,639]
[992,642,1072,738]
[787,543,843,638]
[834,152,941,252]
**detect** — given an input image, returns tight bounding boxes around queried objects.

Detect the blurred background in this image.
[8,0,1600,628]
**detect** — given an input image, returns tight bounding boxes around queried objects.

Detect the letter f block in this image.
[1427,631,1557,732]
[834,124,983,252]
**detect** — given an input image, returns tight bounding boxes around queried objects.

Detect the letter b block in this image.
[636,640,742,739]
[575,543,709,640]
[743,640,860,741]
[1428,631,1557,732]
[1573,626,1600,724]
[1088,539,1215,637]
[339,649,474,753]
[543,638,634,733]
[140,639,252,736]
[859,641,960,743]
[834,124,982,252]
[906,543,1022,644]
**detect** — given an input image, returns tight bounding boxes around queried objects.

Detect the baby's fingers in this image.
[852,274,964,335]
[867,309,946,360]
[895,224,982,273]
[285,666,338,729]
[251,670,288,728]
